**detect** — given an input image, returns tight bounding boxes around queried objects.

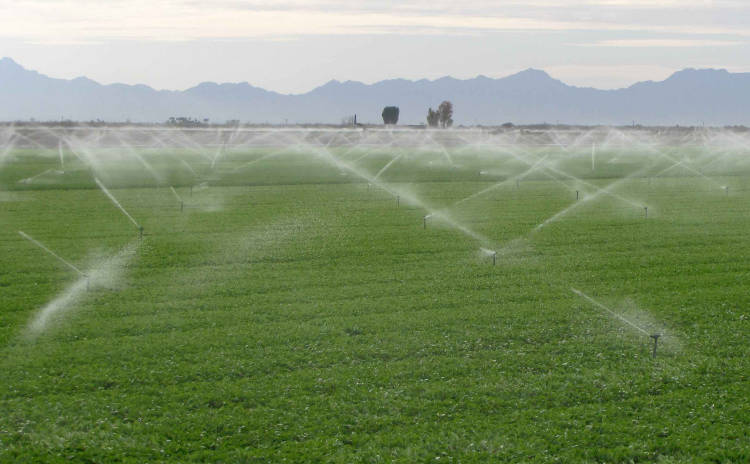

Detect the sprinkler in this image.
[180,201,184,213]
[492,251,497,266]
[576,190,579,201]
[397,195,400,208]
[650,334,661,358]
[86,276,90,292]
[190,185,193,197]
[367,183,371,192]
[725,186,729,196]
[423,215,428,229]
[516,179,520,189]
[644,206,648,219]
[139,226,144,240]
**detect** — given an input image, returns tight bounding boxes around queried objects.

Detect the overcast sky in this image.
[1,0,748,93]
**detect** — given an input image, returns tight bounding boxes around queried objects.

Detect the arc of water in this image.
[531,158,677,232]
[94,178,141,229]
[310,135,494,247]
[18,168,55,184]
[373,151,405,181]
[169,186,183,203]
[18,231,87,277]
[0,133,16,169]
[231,147,289,173]
[489,144,587,196]
[111,131,164,185]
[58,140,65,171]
[622,130,724,189]
[591,143,596,171]
[210,128,231,169]
[447,153,551,210]
[541,163,643,209]
[571,288,650,336]
[533,139,698,234]
[25,241,140,338]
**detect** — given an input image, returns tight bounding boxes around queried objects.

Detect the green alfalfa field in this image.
[1,140,749,462]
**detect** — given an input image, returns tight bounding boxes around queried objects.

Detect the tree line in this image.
[381,101,453,127]
[427,101,453,128]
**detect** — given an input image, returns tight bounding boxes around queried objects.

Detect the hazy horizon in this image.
[1,0,748,94]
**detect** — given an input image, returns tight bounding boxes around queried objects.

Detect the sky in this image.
[0,0,748,93]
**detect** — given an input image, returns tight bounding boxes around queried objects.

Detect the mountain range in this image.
[1,57,749,126]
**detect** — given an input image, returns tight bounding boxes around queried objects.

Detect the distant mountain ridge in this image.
[1,57,749,126]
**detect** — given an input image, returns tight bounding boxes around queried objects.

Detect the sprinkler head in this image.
[576,190,579,201]
[492,252,497,266]
[139,226,144,240]
[644,206,648,219]
[85,275,90,291]
[650,333,661,358]
[180,201,184,212]
[724,186,729,196]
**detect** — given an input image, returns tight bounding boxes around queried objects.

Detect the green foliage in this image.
[382,107,400,125]
[427,108,439,127]
[438,101,453,128]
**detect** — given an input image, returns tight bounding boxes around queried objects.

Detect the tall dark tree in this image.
[438,101,453,128]
[382,106,399,125]
[426,108,439,127]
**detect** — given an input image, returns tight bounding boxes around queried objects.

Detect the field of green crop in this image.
[1,133,749,462]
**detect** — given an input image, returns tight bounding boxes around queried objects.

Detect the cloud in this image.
[0,0,748,43]
[573,39,745,47]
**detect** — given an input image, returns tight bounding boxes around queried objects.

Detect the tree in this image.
[426,108,439,127]
[382,106,399,125]
[438,101,453,128]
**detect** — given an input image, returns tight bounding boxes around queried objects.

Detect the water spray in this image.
[94,178,143,237]
[591,143,596,171]
[480,247,497,266]
[373,152,404,181]
[18,231,89,291]
[169,186,185,212]
[58,140,65,172]
[571,288,662,357]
